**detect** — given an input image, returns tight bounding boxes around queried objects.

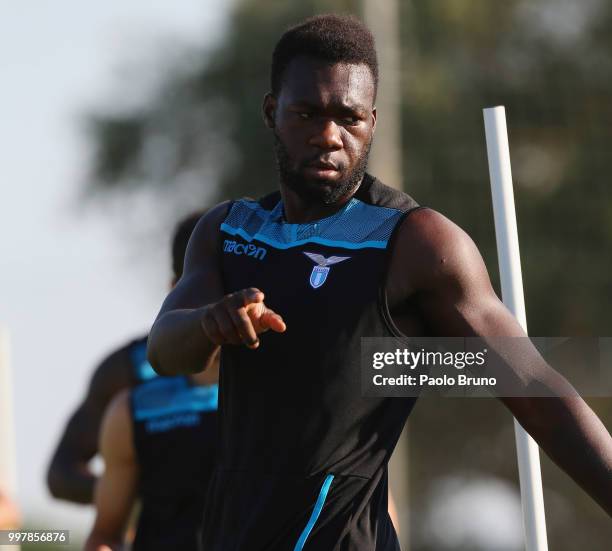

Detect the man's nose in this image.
[309,119,343,150]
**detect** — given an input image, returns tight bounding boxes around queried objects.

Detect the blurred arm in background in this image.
[46,346,133,503]
[48,212,203,503]
[85,391,137,551]
[0,489,20,530]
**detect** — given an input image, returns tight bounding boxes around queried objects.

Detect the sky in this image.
[0,0,229,535]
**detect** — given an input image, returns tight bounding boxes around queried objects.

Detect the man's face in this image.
[264,56,377,205]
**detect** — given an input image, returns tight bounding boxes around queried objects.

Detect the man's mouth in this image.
[302,159,340,179]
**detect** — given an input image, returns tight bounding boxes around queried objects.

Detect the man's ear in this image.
[262,93,277,129]
[371,106,377,134]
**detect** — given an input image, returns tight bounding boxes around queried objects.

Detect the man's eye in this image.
[343,116,360,125]
[298,112,312,120]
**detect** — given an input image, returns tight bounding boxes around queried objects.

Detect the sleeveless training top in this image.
[202,174,420,550]
[131,376,218,551]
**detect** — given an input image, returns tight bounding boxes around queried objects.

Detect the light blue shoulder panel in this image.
[221,198,403,250]
[133,377,219,421]
[129,340,158,382]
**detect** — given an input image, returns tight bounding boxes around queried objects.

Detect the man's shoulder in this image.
[185,201,234,258]
[191,196,274,238]
[390,207,489,292]
[89,334,149,397]
[396,208,474,254]
[195,201,234,230]
[217,193,283,243]
[224,192,281,218]
[99,334,147,370]
[355,173,420,213]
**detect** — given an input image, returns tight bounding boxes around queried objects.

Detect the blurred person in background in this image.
[148,14,612,550]
[84,356,219,551]
[47,212,204,504]
[0,489,20,529]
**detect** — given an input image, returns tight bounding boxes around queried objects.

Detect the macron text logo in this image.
[223,240,267,260]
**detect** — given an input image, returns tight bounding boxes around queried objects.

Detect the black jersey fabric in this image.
[131,376,218,551]
[201,175,420,550]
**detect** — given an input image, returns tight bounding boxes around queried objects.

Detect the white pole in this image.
[0,327,18,498]
[483,106,549,551]
[362,1,409,547]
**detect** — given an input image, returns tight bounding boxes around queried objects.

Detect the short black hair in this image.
[271,14,378,99]
[172,211,205,281]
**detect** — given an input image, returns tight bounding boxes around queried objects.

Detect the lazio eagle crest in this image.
[303,252,351,289]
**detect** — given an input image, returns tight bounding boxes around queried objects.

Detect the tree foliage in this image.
[87,0,612,334]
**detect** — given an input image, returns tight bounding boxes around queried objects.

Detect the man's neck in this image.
[279,181,362,224]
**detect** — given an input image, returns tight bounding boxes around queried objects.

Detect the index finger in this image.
[230,287,264,307]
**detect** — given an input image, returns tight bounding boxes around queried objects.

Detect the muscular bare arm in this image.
[85,391,137,551]
[147,202,286,376]
[390,208,612,517]
[46,346,133,503]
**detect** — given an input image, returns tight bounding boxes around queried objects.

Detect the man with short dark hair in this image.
[47,212,204,504]
[148,14,612,550]
[84,356,220,551]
